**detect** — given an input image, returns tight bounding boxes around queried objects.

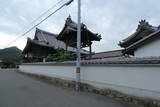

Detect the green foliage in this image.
[1,57,17,68]
[46,49,74,62]
[0,46,23,62]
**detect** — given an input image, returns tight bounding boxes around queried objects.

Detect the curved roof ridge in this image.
[119,20,159,48]
[36,28,58,37]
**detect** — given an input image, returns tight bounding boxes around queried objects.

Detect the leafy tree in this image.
[1,57,16,68]
[46,49,74,62]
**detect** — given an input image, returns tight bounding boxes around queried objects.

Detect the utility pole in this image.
[76,0,81,91]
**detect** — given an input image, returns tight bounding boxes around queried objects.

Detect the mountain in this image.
[0,46,23,62]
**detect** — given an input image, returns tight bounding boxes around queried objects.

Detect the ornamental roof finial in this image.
[66,15,72,25]
[137,19,151,31]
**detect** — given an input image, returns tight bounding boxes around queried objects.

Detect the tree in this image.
[1,57,16,68]
[46,49,74,62]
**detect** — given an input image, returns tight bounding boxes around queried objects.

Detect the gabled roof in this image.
[34,28,58,44]
[23,28,89,54]
[34,28,65,49]
[22,38,54,54]
[57,16,101,47]
[119,20,159,48]
[124,29,160,54]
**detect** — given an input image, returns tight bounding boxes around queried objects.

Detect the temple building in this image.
[22,16,102,61]
[57,16,101,58]
[22,28,89,61]
[119,20,160,57]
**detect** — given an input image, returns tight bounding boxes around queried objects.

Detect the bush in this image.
[46,49,74,62]
[1,57,17,68]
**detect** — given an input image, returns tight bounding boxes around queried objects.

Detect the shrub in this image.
[1,57,17,68]
[46,49,74,62]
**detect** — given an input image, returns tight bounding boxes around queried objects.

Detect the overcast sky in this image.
[0,0,160,52]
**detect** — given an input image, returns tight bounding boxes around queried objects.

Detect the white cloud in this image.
[0,0,160,52]
[0,32,27,50]
[0,17,20,29]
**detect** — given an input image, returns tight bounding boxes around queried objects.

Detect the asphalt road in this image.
[0,70,140,107]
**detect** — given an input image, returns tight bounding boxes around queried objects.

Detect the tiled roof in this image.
[35,28,69,49]
[57,16,101,48]
[119,20,159,48]
[88,50,123,59]
[23,28,89,54]
[124,29,160,53]
[23,57,160,65]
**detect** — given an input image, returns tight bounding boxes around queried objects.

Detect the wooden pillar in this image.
[65,44,68,51]
[89,41,92,59]
[65,40,68,51]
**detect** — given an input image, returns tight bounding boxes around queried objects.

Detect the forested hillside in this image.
[0,46,23,62]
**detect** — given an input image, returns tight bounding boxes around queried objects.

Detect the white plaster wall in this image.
[20,65,76,80]
[20,65,160,100]
[134,38,160,57]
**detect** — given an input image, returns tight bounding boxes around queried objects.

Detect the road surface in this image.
[0,70,140,107]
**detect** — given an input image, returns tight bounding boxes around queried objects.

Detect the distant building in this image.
[88,50,123,59]
[119,20,160,58]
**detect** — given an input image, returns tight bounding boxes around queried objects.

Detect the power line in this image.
[12,0,64,37]
[1,0,64,34]
[3,0,73,48]
[16,0,65,36]
[0,0,65,48]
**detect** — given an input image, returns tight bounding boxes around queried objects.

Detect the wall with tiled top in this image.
[20,64,160,100]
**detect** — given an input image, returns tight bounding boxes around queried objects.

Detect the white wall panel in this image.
[135,38,160,57]
[20,64,160,100]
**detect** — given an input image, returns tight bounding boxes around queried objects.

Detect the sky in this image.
[0,0,160,52]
